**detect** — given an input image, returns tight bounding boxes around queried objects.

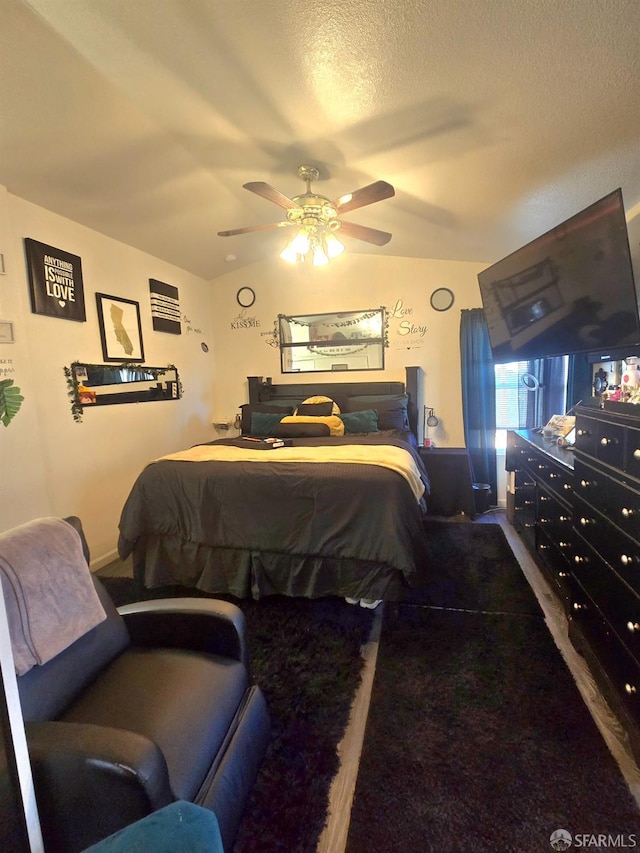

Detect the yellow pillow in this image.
[299,395,341,415]
[280,415,345,437]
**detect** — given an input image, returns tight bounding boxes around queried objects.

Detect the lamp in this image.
[278,166,345,267]
[280,225,344,267]
[423,406,439,447]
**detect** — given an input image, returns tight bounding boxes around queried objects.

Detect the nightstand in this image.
[418,447,477,518]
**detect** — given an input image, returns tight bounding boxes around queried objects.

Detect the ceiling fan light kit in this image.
[219,164,394,266]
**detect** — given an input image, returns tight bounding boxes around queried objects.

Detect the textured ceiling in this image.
[2,0,640,280]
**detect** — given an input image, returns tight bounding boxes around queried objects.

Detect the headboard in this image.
[247,366,423,440]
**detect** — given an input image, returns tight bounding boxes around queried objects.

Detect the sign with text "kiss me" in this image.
[24,238,86,322]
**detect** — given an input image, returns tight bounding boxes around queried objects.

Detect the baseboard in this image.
[90,548,119,573]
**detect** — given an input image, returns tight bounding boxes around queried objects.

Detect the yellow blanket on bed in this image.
[157,443,425,502]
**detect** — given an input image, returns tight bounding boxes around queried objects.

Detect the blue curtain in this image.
[525,356,568,427]
[460,308,497,499]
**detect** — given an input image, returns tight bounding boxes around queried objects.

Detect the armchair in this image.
[1,516,270,853]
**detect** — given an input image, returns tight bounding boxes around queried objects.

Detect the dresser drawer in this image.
[571,532,640,665]
[536,487,572,544]
[574,456,640,538]
[575,411,625,469]
[624,426,640,480]
[570,594,640,726]
[536,527,573,608]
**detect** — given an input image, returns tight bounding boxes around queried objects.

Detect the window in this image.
[495,357,568,448]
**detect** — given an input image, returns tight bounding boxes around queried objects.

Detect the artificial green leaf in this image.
[0,379,25,427]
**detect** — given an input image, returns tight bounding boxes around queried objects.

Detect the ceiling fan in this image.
[218,165,395,266]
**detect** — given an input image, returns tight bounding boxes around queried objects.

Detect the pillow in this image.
[339,409,379,434]
[345,394,409,431]
[279,415,345,437]
[298,395,341,415]
[239,403,293,435]
[249,411,285,436]
[273,422,331,438]
[295,402,334,417]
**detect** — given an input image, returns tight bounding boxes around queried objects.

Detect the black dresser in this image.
[507,404,640,759]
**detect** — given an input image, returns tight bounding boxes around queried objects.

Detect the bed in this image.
[117,368,432,601]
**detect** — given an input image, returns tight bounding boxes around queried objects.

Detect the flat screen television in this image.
[477,188,640,363]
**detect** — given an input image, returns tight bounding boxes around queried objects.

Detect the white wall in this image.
[0,185,495,558]
[208,252,487,446]
[0,187,215,564]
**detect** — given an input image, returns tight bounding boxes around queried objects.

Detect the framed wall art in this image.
[24,238,86,322]
[149,279,181,334]
[96,293,145,362]
[0,322,15,343]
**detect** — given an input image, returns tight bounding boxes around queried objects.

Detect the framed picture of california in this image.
[24,238,86,322]
[96,293,145,362]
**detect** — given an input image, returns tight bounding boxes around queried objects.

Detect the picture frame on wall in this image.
[96,293,145,362]
[24,238,86,322]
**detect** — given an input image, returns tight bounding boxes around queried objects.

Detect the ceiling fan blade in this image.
[334,180,395,214]
[217,221,292,237]
[243,181,299,210]
[338,221,392,246]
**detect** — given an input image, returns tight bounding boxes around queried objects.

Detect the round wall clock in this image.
[236,287,256,308]
[430,287,455,311]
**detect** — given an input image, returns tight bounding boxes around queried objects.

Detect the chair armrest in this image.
[26,721,173,852]
[118,598,249,669]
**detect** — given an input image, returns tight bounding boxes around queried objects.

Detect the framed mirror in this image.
[278,309,386,374]
[70,362,181,407]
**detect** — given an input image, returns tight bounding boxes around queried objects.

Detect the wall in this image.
[208,252,487,447]
[0,187,214,564]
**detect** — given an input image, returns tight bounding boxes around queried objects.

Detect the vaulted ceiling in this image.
[2,0,640,281]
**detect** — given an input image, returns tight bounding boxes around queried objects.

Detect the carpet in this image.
[98,578,374,853]
[346,522,640,852]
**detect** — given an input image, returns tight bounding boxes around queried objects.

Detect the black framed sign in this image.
[149,279,181,334]
[96,293,145,362]
[24,238,86,322]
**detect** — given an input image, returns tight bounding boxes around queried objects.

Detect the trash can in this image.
[472,482,492,515]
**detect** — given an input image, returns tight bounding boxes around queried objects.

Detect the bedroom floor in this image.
[96,510,640,849]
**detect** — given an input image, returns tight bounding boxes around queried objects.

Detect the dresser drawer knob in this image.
[634,449,640,460]
[539,517,550,524]
[558,571,570,578]
[524,523,534,529]
[563,483,572,491]
[524,481,535,488]
[621,554,639,566]
[573,602,587,611]
[579,517,594,527]
[549,472,559,479]
[579,479,593,488]
[537,464,547,470]
[559,541,570,549]
[600,437,616,446]
[622,508,636,519]
[559,515,570,522]
[625,683,638,695]
[577,429,591,437]
[524,500,534,506]
[539,495,549,502]
[574,555,588,564]
[627,621,640,633]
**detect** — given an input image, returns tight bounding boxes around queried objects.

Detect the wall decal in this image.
[96,293,145,362]
[24,238,86,322]
[149,279,181,334]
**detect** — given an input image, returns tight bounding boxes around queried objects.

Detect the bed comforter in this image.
[117,430,431,601]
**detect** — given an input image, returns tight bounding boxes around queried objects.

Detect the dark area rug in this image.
[99,578,374,853]
[406,519,542,615]
[347,523,640,853]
